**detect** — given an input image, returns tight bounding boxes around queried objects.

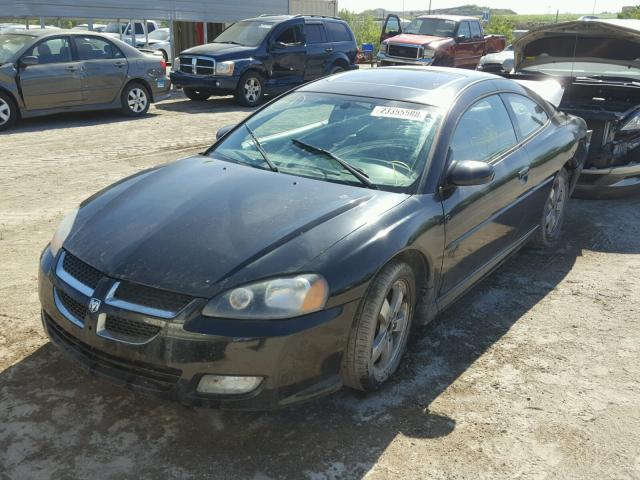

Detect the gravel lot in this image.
[1,93,639,479]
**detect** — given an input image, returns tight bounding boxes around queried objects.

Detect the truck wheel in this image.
[433,57,454,67]
[235,72,264,107]
[184,88,211,101]
[530,168,569,248]
[329,65,345,74]
[342,260,416,391]
[0,91,17,131]
[121,82,150,117]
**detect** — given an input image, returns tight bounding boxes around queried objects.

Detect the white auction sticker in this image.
[371,106,428,122]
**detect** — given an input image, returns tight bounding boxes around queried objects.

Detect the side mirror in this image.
[20,55,39,67]
[455,35,466,43]
[216,124,235,140]
[447,160,495,187]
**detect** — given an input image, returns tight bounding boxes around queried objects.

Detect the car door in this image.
[380,14,402,42]
[453,21,474,68]
[324,21,356,67]
[469,21,486,65]
[18,36,84,110]
[72,36,128,105]
[269,22,306,89]
[304,22,329,80]
[438,94,532,305]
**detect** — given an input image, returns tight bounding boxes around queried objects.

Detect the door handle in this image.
[325,47,334,53]
[114,61,126,68]
[517,166,530,182]
[65,66,79,71]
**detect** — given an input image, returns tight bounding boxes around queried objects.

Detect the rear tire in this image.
[342,260,416,391]
[0,91,17,131]
[329,65,345,74]
[184,88,211,101]
[531,168,570,248]
[121,82,150,117]
[235,72,264,107]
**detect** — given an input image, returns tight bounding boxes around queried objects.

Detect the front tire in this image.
[531,168,570,248]
[329,65,345,74]
[235,72,264,107]
[0,91,17,131]
[184,88,211,101]
[342,260,416,391]
[121,82,150,117]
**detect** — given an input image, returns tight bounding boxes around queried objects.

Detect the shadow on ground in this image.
[1,196,638,478]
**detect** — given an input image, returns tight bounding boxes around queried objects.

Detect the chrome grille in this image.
[55,288,87,326]
[104,315,162,342]
[56,250,101,296]
[388,44,421,60]
[179,55,215,76]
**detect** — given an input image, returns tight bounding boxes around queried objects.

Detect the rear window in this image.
[305,24,325,44]
[325,22,352,42]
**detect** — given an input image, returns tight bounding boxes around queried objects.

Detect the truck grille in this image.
[179,56,215,75]
[44,311,181,392]
[104,315,162,342]
[388,44,421,60]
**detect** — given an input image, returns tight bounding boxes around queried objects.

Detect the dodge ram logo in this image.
[88,298,101,313]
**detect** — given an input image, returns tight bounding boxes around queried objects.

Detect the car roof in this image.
[299,67,497,108]
[244,14,344,24]
[416,15,478,22]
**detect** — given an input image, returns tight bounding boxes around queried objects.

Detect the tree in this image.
[339,9,382,49]
[484,16,516,45]
[618,6,640,19]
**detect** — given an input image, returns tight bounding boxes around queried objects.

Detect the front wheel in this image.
[342,260,416,391]
[235,72,264,107]
[531,168,570,248]
[121,83,150,117]
[0,91,17,131]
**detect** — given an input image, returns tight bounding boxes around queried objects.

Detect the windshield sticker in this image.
[371,106,429,122]
[259,24,273,29]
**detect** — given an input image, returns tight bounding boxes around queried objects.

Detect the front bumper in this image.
[169,70,240,93]
[377,53,435,67]
[574,162,640,198]
[38,247,358,410]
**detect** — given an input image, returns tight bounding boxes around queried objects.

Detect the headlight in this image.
[215,60,235,76]
[173,57,180,69]
[50,208,79,257]
[423,48,435,59]
[202,274,329,319]
[621,111,640,132]
[379,43,388,54]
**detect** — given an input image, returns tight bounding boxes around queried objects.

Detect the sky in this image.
[337,0,630,14]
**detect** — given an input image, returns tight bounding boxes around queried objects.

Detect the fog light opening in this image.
[197,375,263,395]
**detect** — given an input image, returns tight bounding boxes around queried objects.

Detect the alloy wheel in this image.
[127,88,148,113]
[0,98,10,126]
[243,78,262,104]
[371,280,411,380]
[544,175,566,237]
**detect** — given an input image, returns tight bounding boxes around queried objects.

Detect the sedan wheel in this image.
[342,260,416,391]
[531,168,570,248]
[0,93,17,131]
[121,83,150,117]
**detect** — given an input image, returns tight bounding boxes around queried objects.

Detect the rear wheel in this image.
[329,65,345,74]
[0,91,17,131]
[235,72,264,107]
[531,168,570,248]
[121,82,150,117]
[184,88,211,101]
[342,260,416,391]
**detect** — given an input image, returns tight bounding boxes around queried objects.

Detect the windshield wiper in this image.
[291,138,377,189]
[245,124,278,172]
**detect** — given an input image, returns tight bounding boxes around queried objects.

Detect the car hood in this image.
[64,156,408,298]
[481,49,513,64]
[386,33,451,48]
[513,20,640,72]
[180,42,256,58]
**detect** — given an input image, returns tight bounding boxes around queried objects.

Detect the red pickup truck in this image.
[377,15,506,69]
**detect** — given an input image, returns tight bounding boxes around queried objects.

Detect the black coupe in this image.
[39,67,589,409]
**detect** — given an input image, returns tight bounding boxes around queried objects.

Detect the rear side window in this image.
[26,37,72,64]
[503,94,549,138]
[470,21,482,39]
[325,22,352,42]
[457,22,471,40]
[74,36,124,60]
[451,95,517,162]
[305,24,325,44]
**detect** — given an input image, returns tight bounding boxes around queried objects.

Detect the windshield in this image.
[214,21,275,47]
[149,29,169,41]
[404,18,457,37]
[522,62,640,82]
[208,92,441,192]
[0,34,33,63]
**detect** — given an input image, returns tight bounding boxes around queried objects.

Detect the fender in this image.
[0,63,26,110]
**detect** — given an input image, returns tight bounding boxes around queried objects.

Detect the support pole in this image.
[130,19,136,47]
[169,20,175,64]
[88,18,93,31]
[40,17,45,28]
[117,19,122,40]
[144,19,149,47]
[203,22,208,43]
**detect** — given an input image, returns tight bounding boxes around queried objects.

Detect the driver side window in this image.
[275,25,304,46]
[25,37,72,64]
[450,95,517,163]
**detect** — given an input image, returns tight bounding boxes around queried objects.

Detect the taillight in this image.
[160,58,167,70]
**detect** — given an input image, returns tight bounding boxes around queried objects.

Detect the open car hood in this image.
[513,20,640,72]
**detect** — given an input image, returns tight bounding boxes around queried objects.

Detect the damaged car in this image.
[507,19,640,197]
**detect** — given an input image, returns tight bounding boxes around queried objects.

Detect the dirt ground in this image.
[1,93,639,480]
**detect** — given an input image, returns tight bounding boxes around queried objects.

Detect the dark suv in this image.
[170,15,358,106]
